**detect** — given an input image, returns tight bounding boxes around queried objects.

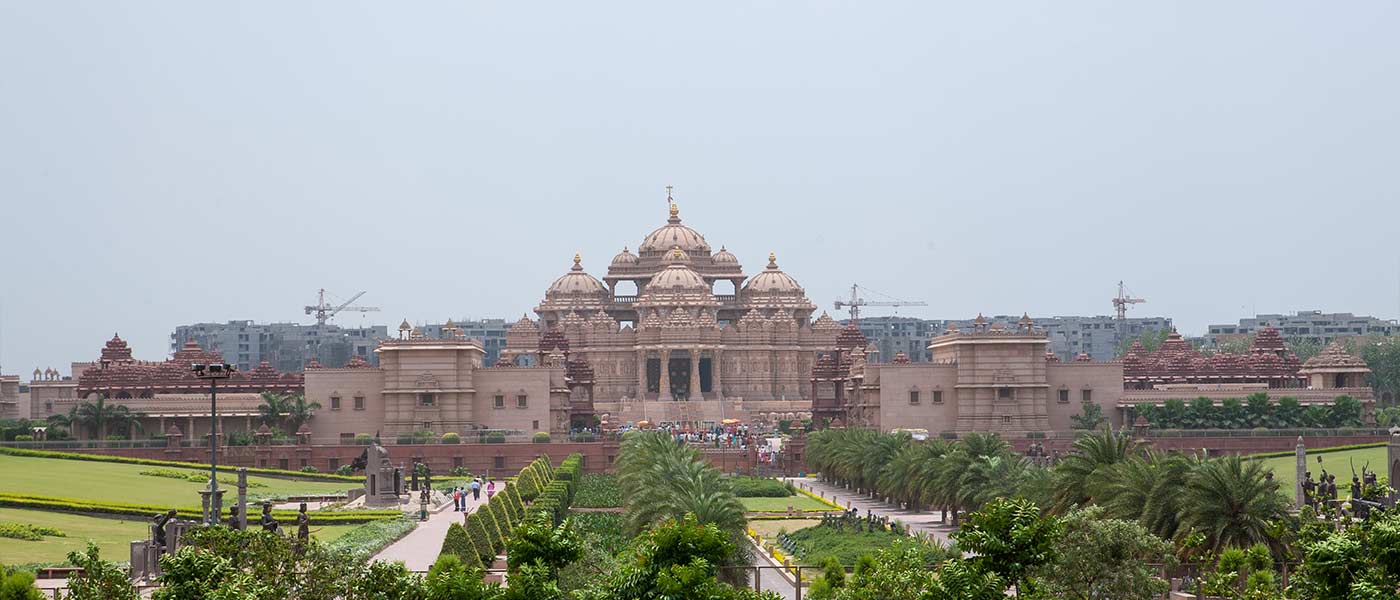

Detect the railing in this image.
[612,295,638,304]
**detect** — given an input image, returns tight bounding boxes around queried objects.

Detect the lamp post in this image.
[192,362,234,526]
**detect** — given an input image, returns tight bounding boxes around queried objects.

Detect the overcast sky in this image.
[2,2,1398,375]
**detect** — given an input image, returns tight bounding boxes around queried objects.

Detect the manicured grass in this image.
[0,507,146,566]
[0,454,352,506]
[0,507,362,567]
[1255,445,1388,492]
[740,495,832,512]
[749,518,820,539]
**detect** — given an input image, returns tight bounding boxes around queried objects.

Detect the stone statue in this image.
[152,509,177,549]
[1351,475,1362,500]
[1363,468,1378,487]
[295,503,310,551]
[1302,472,1316,507]
[227,506,242,531]
[260,503,280,534]
[1327,474,1339,501]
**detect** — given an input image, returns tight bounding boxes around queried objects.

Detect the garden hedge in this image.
[0,446,360,483]
[1245,442,1387,460]
[0,492,399,524]
[464,512,495,564]
[439,522,482,570]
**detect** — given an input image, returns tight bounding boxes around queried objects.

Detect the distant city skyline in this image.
[3,2,1398,374]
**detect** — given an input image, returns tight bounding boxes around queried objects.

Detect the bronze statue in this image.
[295,503,310,552]
[260,503,280,533]
[227,506,243,531]
[152,509,178,549]
[1351,475,1362,500]
[1302,472,1316,507]
[1327,474,1339,500]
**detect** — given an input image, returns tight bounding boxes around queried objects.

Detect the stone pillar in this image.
[659,349,672,401]
[713,350,723,400]
[1389,431,1400,502]
[637,353,648,399]
[236,468,248,530]
[689,351,701,401]
[1295,436,1306,508]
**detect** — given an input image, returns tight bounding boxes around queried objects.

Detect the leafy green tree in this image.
[807,556,847,600]
[1220,398,1245,429]
[424,554,500,600]
[1178,456,1289,554]
[1328,395,1362,427]
[62,543,140,600]
[1276,396,1304,428]
[1162,398,1188,429]
[1070,402,1105,430]
[1030,506,1172,600]
[153,548,258,600]
[0,565,43,600]
[1244,393,1272,428]
[506,518,582,575]
[823,540,997,600]
[1188,397,1217,429]
[1288,338,1325,361]
[1116,328,1171,358]
[1359,338,1400,405]
[1303,405,1330,428]
[576,515,779,600]
[346,561,425,600]
[1293,508,1400,599]
[953,498,1061,597]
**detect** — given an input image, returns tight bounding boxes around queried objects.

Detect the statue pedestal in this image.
[199,488,227,525]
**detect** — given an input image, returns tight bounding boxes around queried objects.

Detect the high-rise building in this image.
[854,315,1172,363]
[416,319,510,366]
[1206,311,1398,347]
[170,321,389,372]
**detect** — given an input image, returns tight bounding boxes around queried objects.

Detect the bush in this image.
[441,432,461,444]
[0,565,43,600]
[335,464,356,476]
[11,435,32,443]
[298,465,319,474]
[0,522,64,541]
[486,431,506,444]
[450,466,472,477]
[323,516,417,562]
[465,513,496,564]
[727,476,795,498]
[532,432,551,444]
[439,522,483,570]
[573,473,623,508]
[353,434,372,446]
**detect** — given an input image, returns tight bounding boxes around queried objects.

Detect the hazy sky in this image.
[3,2,1398,375]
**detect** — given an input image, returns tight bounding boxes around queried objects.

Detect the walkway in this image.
[786,477,957,545]
[373,481,499,571]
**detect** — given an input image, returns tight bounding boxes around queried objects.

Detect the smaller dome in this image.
[712,245,739,265]
[743,252,803,294]
[546,254,608,297]
[648,262,708,292]
[611,246,638,267]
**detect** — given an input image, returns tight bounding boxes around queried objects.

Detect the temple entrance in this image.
[646,358,660,394]
[669,356,690,400]
[699,357,713,393]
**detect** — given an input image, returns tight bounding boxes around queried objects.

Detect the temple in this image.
[1122,328,1304,389]
[498,198,840,427]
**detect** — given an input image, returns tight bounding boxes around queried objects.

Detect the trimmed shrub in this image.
[727,476,794,498]
[464,513,495,563]
[12,435,33,442]
[439,522,482,570]
[477,504,506,554]
[299,465,319,473]
[532,432,551,444]
[488,499,512,539]
[353,434,373,445]
[0,446,359,482]
[485,431,506,444]
[441,432,461,444]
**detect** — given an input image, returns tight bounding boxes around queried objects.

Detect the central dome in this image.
[639,203,710,255]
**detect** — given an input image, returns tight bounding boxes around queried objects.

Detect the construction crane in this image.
[833,284,927,323]
[1112,281,1146,321]
[305,289,380,325]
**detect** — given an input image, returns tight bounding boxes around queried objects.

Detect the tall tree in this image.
[1030,506,1172,600]
[1178,455,1289,554]
[256,392,293,430]
[283,394,322,432]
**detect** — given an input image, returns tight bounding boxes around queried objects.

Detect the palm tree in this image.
[1177,455,1289,554]
[1090,450,1203,541]
[72,396,122,440]
[1050,427,1140,513]
[256,392,294,430]
[283,394,322,432]
[107,404,146,439]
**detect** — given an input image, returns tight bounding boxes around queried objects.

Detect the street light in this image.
[192,362,234,526]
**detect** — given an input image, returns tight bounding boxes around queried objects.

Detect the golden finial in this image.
[669,201,679,218]
[573,253,581,265]
[768,252,777,264]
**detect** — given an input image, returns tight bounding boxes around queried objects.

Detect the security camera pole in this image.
[193,362,235,526]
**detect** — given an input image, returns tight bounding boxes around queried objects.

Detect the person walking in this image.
[452,487,463,511]
[470,478,481,501]
[486,480,496,498]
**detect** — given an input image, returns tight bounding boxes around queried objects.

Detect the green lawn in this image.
[740,495,832,512]
[0,454,353,506]
[749,518,820,539]
[1254,445,1388,492]
[0,507,361,567]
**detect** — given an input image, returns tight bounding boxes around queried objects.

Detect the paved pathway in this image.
[786,477,957,545]
[373,482,499,571]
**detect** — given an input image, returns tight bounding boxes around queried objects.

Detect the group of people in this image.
[1303,467,1383,520]
[451,478,494,512]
